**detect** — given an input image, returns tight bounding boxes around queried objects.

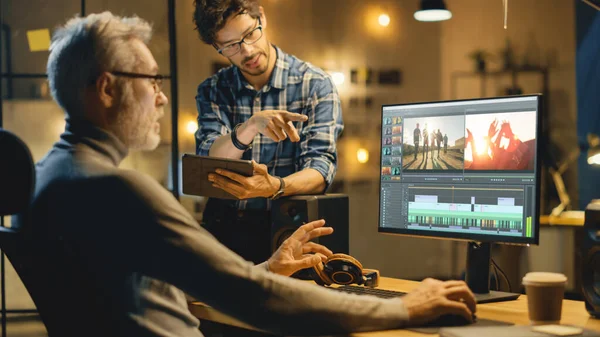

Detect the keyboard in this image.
[331,285,406,299]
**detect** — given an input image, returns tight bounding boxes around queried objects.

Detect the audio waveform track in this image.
[406,184,525,232]
[407,210,522,230]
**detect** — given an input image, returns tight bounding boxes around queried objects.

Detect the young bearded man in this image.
[194,0,343,264]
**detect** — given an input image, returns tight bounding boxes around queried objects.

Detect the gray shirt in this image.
[23,120,409,336]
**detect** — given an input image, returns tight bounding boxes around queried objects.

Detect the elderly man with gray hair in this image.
[18,11,476,337]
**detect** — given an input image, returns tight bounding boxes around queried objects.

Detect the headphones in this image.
[311,253,380,288]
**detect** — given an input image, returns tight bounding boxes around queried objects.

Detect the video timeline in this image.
[402,184,534,238]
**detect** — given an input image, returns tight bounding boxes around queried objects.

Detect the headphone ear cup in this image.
[327,253,363,270]
[325,259,363,285]
[312,262,333,286]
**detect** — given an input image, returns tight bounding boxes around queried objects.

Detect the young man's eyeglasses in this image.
[110,71,164,94]
[215,19,263,57]
[583,0,600,10]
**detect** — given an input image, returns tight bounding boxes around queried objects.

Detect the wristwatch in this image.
[269,176,285,200]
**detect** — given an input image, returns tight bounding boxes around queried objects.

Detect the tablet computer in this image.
[182,154,254,200]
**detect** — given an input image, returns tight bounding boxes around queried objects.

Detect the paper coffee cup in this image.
[522,272,567,325]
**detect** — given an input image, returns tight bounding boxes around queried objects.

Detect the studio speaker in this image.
[582,200,600,317]
[271,194,349,272]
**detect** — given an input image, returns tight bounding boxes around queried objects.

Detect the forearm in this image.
[230,270,410,335]
[170,233,409,335]
[88,174,408,335]
[255,261,270,271]
[283,168,326,196]
[208,122,258,159]
[140,203,408,334]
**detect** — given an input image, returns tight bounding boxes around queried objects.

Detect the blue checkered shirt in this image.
[195,46,344,210]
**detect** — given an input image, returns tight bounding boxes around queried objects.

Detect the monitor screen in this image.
[378,95,541,245]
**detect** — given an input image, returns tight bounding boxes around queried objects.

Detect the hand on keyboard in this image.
[401,278,476,326]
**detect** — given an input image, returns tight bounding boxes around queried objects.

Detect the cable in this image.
[490,263,500,290]
[491,262,499,291]
[491,258,512,292]
[490,261,499,291]
[491,258,510,291]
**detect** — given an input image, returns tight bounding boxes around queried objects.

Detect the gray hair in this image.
[47,11,153,119]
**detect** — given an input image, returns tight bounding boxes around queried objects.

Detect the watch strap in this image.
[270,176,285,200]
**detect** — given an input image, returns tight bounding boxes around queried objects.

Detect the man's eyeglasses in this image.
[110,71,164,94]
[216,19,263,57]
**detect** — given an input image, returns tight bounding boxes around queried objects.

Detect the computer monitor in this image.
[378,95,542,303]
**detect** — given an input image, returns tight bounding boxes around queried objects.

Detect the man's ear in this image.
[96,72,117,109]
[258,6,267,30]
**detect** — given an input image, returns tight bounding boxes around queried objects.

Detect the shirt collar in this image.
[61,119,129,167]
[233,45,289,93]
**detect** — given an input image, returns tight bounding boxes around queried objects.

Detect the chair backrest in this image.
[0,129,115,336]
[0,128,34,268]
[0,129,55,333]
[0,129,35,216]
[0,128,35,257]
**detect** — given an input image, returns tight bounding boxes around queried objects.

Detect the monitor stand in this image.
[465,242,520,304]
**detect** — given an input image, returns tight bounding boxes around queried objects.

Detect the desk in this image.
[188,277,599,337]
[540,213,584,227]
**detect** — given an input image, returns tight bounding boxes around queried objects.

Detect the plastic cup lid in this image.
[522,272,567,286]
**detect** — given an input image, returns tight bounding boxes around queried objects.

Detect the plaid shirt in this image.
[195,46,343,210]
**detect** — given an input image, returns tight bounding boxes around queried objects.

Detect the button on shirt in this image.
[196,46,343,210]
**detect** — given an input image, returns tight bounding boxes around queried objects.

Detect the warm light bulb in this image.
[414,9,452,22]
[357,148,369,164]
[186,121,198,134]
[329,72,345,86]
[589,153,600,165]
[378,13,390,27]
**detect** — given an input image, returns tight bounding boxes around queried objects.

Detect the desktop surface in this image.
[188,277,600,336]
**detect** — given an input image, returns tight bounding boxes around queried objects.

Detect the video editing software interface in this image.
[379,96,539,244]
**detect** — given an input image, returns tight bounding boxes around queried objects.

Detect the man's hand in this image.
[209,161,280,199]
[402,278,477,325]
[247,110,308,142]
[465,128,473,145]
[267,219,334,277]
[488,119,499,139]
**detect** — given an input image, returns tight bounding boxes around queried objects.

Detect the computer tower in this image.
[271,194,349,256]
[582,200,600,317]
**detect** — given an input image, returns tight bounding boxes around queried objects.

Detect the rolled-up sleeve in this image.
[195,79,232,156]
[297,75,344,190]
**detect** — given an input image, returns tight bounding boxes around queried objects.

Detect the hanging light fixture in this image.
[414,0,453,22]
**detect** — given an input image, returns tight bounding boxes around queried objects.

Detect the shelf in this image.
[452,67,548,78]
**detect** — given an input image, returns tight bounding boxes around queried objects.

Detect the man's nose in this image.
[239,42,254,58]
[157,91,169,106]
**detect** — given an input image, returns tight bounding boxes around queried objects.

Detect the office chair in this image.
[0,129,58,336]
[0,128,36,335]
